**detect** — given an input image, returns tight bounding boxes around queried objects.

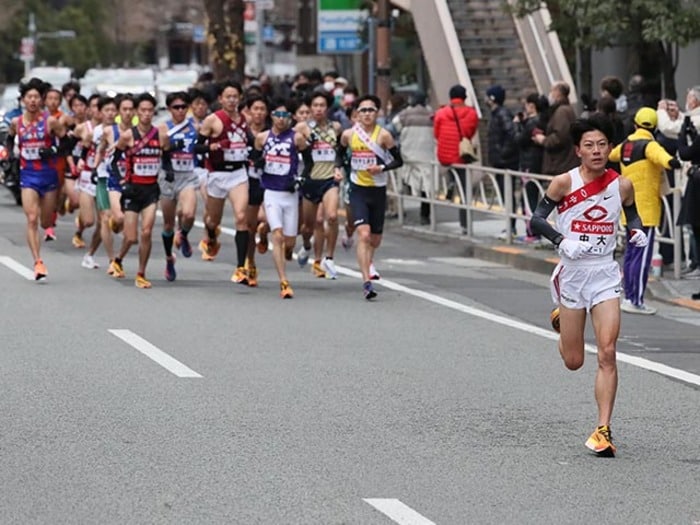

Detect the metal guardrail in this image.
[386,161,685,279]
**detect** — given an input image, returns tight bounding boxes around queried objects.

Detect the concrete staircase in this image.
[448,0,537,113]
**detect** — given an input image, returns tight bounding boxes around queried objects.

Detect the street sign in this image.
[192,25,206,44]
[257,0,274,9]
[317,0,366,54]
[20,37,35,61]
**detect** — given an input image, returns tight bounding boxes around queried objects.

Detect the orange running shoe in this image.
[135,274,152,289]
[585,425,617,457]
[247,266,258,287]
[256,222,269,254]
[72,232,86,249]
[311,260,326,278]
[550,307,560,333]
[109,259,125,279]
[280,280,294,299]
[199,239,214,261]
[34,260,47,281]
[231,266,248,285]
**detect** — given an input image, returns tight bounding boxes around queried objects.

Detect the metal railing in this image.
[386,161,685,279]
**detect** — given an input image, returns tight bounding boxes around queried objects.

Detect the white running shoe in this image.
[341,233,354,250]
[369,261,381,280]
[620,299,656,315]
[683,267,700,279]
[321,257,338,279]
[81,253,99,269]
[297,245,310,267]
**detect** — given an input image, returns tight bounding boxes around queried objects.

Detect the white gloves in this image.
[629,229,648,247]
[557,238,593,259]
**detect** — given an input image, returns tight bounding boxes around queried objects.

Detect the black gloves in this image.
[170,138,185,151]
[165,170,175,183]
[90,169,98,184]
[669,158,681,170]
[39,146,59,159]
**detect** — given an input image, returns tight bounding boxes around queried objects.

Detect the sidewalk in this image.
[392,214,700,313]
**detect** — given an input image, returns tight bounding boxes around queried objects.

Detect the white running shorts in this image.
[263,189,299,237]
[159,170,200,200]
[207,167,248,199]
[77,170,96,197]
[550,259,621,311]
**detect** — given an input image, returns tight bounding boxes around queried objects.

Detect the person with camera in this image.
[678,108,700,299]
[432,85,479,234]
[513,93,548,241]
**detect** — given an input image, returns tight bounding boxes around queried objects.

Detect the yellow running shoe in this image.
[247,266,258,287]
[280,280,294,299]
[110,259,125,279]
[585,425,617,457]
[311,260,326,278]
[135,274,152,289]
[231,266,248,285]
[550,307,560,333]
[72,233,86,249]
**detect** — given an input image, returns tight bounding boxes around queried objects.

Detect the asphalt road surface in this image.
[1,189,698,525]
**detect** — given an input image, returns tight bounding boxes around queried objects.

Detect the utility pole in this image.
[375,0,391,110]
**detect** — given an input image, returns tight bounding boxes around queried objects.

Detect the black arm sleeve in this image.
[5,134,15,152]
[111,148,124,178]
[161,149,173,171]
[56,135,73,156]
[531,195,564,246]
[335,143,348,168]
[623,201,643,230]
[381,146,403,171]
[300,148,313,179]
[193,133,209,154]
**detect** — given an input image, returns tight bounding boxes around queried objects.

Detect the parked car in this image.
[0,84,20,114]
[22,66,74,88]
[92,68,156,98]
[155,68,198,109]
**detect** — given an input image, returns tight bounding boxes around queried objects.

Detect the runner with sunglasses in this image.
[252,99,309,298]
[157,92,199,282]
[335,95,403,300]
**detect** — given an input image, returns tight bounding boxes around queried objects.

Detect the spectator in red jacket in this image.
[433,84,479,233]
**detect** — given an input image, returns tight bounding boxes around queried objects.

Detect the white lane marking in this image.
[212,222,700,387]
[333,265,700,387]
[108,329,202,378]
[0,255,35,280]
[363,499,436,525]
[382,258,426,266]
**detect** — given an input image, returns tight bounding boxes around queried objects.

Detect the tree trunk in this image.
[661,41,677,101]
[203,0,246,81]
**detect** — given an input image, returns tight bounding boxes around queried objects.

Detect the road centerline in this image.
[0,255,35,280]
[108,329,202,378]
[363,498,436,525]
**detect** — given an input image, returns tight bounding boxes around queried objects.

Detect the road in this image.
[0,189,699,525]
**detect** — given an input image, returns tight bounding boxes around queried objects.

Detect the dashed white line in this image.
[363,498,436,525]
[0,255,35,280]
[108,329,202,378]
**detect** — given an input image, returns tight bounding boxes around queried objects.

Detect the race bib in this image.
[133,159,160,177]
[72,142,83,158]
[223,143,248,162]
[350,151,376,171]
[265,154,291,176]
[172,152,194,172]
[21,140,43,161]
[311,143,336,163]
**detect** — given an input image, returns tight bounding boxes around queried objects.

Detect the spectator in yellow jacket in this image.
[609,107,681,315]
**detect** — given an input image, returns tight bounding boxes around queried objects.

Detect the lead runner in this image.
[530,114,648,457]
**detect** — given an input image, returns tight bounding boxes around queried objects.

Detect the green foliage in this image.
[0,0,116,82]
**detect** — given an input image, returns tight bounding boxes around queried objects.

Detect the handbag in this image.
[451,106,478,163]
